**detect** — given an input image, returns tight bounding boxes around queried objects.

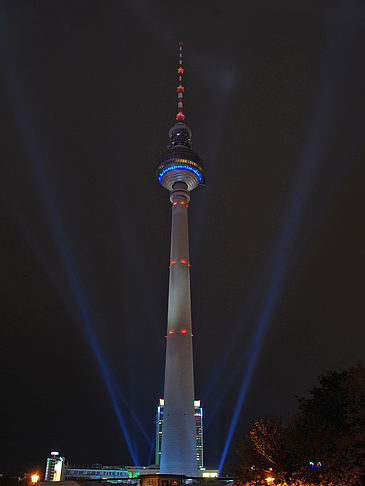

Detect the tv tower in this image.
[156,43,205,477]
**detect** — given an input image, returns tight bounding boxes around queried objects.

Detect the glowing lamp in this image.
[31,475,40,484]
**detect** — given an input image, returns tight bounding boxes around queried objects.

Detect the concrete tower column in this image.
[160,183,197,476]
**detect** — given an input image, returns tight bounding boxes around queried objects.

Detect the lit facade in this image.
[44,452,65,481]
[64,467,129,480]
[123,465,160,478]
[194,400,203,468]
[155,398,203,468]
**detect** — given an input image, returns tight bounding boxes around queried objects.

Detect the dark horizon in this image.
[1,0,364,476]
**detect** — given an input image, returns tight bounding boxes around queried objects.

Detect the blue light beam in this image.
[0,42,141,465]
[218,7,365,472]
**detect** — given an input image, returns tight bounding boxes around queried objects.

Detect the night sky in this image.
[1,0,364,477]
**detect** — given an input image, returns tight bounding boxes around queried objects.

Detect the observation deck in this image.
[156,122,205,192]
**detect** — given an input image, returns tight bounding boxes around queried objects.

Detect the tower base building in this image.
[155,398,203,469]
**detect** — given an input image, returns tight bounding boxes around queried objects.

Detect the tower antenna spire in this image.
[176,42,185,121]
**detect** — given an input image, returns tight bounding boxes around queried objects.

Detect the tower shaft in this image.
[160,183,198,477]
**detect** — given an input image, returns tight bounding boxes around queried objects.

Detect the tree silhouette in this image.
[235,364,365,486]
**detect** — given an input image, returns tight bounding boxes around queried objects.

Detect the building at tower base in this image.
[155,398,203,469]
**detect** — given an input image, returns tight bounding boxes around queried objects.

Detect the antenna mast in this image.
[176,42,185,121]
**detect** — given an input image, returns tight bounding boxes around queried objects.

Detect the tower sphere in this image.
[156,122,205,192]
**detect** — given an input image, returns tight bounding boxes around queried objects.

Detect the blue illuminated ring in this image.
[158,164,203,184]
